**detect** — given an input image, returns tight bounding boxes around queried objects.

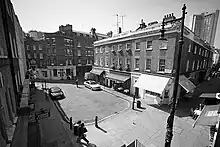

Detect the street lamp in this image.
[159,4,187,147]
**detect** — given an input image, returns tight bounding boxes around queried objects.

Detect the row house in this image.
[0,0,27,146]
[24,24,108,80]
[24,36,46,70]
[92,19,213,105]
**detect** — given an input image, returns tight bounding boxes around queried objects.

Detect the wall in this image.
[14,16,27,85]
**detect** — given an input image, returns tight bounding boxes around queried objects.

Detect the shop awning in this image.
[200,93,217,98]
[193,104,220,128]
[133,74,171,95]
[179,75,196,93]
[106,73,130,82]
[90,69,104,75]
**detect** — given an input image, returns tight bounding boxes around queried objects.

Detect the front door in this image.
[135,87,139,97]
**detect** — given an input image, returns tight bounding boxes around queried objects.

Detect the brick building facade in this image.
[25,24,108,80]
[92,19,213,105]
[0,0,27,146]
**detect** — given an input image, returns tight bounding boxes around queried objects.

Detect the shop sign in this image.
[35,108,50,120]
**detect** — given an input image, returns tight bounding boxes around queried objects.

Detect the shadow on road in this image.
[138,106,146,110]
[96,126,107,133]
[133,108,143,112]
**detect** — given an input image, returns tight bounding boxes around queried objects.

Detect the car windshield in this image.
[90,81,97,85]
[51,87,61,93]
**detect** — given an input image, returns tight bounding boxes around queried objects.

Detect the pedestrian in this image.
[77,123,89,144]
[74,120,81,136]
[132,95,135,110]
[76,78,79,88]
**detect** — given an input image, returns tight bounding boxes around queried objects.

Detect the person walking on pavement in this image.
[77,123,89,144]
[76,78,79,88]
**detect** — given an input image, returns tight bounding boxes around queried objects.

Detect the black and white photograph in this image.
[0,0,220,147]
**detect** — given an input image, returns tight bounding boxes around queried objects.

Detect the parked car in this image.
[84,80,101,91]
[48,87,65,100]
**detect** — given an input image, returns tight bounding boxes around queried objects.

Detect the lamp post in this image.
[159,4,187,147]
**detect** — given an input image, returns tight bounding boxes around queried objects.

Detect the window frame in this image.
[194,45,197,54]
[186,60,189,72]
[146,41,153,50]
[77,50,81,56]
[135,42,141,50]
[39,53,43,59]
[145,58,151,71]
[192,60,195,71]
[33,45,36,50]
[158,59,165,72]
[134,57,140,70]
[188,44,191,52]
[105,56,108,67]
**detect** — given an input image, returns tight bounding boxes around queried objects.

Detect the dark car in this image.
[48,87,65,100]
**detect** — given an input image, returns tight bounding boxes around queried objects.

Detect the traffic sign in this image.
[35,108,50,120]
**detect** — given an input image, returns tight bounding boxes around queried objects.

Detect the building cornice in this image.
[94,22,213,52]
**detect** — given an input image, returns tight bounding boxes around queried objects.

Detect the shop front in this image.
[133,73,173,105]
[89,68,105,84]
[105,70,131,94]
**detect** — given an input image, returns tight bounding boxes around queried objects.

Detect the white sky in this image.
[11,0,220,48]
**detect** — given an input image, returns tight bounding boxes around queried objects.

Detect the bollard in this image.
[132,96,135,110]
[70,117,73,130]
[95,116,98,127]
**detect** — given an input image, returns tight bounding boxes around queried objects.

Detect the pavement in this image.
[28,88,84,147]
[34,82,130,126]
[82,85,210,147]
[28,78,220,147]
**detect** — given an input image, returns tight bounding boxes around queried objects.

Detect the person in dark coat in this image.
[77,123,89,144]
[76,79,79,88]
[74,121,81,136]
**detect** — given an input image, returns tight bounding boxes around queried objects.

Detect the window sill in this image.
[134,68,140,71]
[159,48,168,50]
[157,71,165,74]
[145,69,151,72]
[135,49,141,51]
[146,48,152,51]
